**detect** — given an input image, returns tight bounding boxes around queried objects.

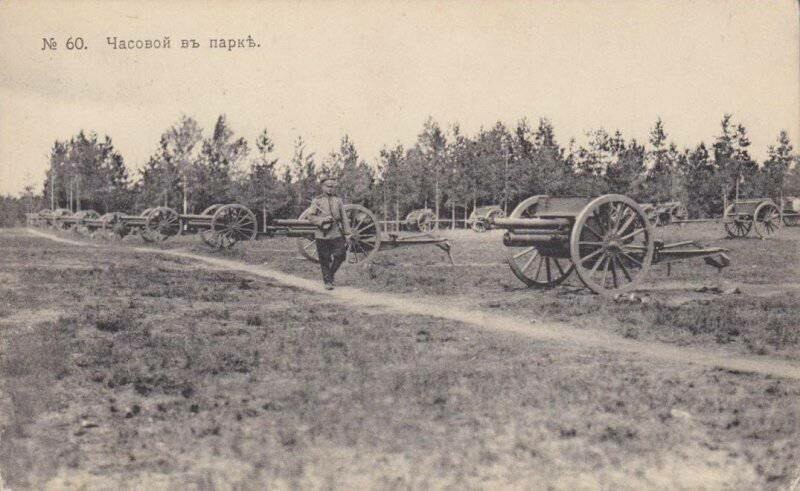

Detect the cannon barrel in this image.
[492,217,571,230]
[503,231,568,247]
[272,219,315,227]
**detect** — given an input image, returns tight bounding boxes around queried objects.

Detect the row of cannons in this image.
[26,204,453,265]
[26,195,798,296]
[413,196,800,237]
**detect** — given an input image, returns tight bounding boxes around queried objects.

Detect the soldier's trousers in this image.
[315,236,347,284]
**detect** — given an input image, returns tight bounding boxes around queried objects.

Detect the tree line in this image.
[1,113,799,227]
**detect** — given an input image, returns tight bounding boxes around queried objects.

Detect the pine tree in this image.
[759,131,793,200]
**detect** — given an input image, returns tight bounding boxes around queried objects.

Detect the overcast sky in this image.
[1,0,798,196]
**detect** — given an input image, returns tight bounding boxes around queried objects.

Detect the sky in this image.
[1,0,798,196]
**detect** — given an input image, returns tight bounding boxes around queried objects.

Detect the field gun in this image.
[722,199,782,239]
[780,197,800,227]
[490,194,730,296]
[31,202,452,265]
[467,205,506,232]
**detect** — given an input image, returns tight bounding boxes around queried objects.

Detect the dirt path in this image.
[22,228,800,381]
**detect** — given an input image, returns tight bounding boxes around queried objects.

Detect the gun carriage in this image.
[640,201,688,227]
[780,197,800,227]
[722,199,782,239]
[467,205,506,232]
[404,208,437,232]
[491,194,730,296]
[34,202,452,264]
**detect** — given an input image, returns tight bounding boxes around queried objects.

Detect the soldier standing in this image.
[306,173,351,290]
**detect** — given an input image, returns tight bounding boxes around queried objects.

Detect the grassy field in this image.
[1,223,799,489]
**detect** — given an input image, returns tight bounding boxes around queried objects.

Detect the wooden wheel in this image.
[73,210,100,235]
[570,194,654,296]
[506,246,574,287]
[472,220,488,233]
[753,202,782,238]
[346,204,381,263]
[98,212,127,239]
[416,209,436,232]
[209,204,257,249]
[52,208,72,230]
[296,204,381,264]
[504,196,573,287]
[201,204,223,216]
[199,203,227,247]
[671,203,688,223]
[144,207,181,242]
[36,210,53,228]
[296,206,320,262]
[783,214,799,227]
[723,205,752,238]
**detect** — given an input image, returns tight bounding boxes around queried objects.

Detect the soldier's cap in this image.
[317,172,338,184]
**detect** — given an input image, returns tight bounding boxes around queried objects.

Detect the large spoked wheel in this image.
[296,207,321,262]
[98,212,126,239]
[144,207,181,242]
[296,204,382,264]
[506,246,574,288]
[570,194,654,296]
[416,209,436,232]
[73,210,100,235]
[753,202,782,239]
[784,213,800,227]
[199,203,226,247]
[51,208,72,230]
[471,220,488,233]
[346,204,382,263]
[504,195,573,287]
[671,203,688,223]
[723,205,752,238]
[202,204,223,216]
[208,204,257,249]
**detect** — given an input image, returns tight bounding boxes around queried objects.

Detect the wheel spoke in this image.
[521,249,540,273]
[545,258,552,283]
[584,220,605,239]
[616,211,637,236]
[618,250,643,267]
[554,258,566,275]
[513,246,537,260]
[615,254,632,282]
[534,255,544,280]
[598,256,609,284]
[578,246,604,265]
[610,257,618,288]
[589,253,607,277]
[619,227,646,241]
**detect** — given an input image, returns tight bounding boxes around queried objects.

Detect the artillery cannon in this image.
[266,204,451,264]
[491,194,730,296]
[404,208,437,232]
[780,196,800,227]
[59,210,102,235]
[640,201,688,227]
[36,202,452,264]
[723,199,782,239]
[467,205,506,232]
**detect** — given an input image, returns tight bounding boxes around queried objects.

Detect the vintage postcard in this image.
[1,1,799,489]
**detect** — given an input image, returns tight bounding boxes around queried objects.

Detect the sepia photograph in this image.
[1,0,799,488]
